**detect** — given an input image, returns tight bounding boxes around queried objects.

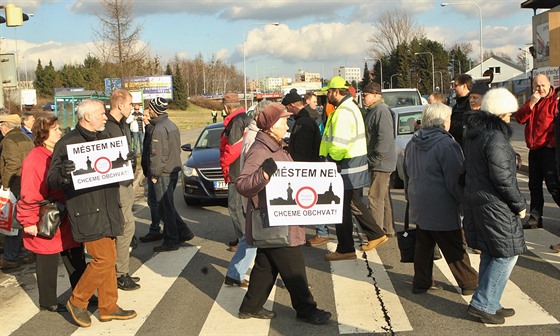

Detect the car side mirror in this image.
[181,144,192,152]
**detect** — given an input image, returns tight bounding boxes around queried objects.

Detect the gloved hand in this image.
[517,209,526,219]
[261,158,277,177]
[61,160,75,178]
[126,151,136,161]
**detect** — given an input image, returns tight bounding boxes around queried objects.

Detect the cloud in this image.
[441,1,520,20]
[230,22,372,65]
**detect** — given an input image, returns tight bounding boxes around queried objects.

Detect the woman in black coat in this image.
[462,88,527,325]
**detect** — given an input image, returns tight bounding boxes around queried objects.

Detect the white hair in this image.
[76,99,104,120]
[421,103,451,128]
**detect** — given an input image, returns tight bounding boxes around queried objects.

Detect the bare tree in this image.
[93,0,149,79]
[368,8,425,57]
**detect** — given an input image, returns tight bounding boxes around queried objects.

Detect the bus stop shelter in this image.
[54,90,110,130]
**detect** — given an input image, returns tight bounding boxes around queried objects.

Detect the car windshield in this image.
[383,92,422,108]
[195,127,223,148]
[397,111,423,135]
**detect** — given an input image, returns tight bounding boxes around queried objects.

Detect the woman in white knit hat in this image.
[461,88,527,325]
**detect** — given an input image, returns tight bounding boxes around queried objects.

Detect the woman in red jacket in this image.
[17,114,87,313]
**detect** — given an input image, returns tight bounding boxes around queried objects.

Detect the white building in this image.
[466,56,525,83]
[294,70,321,82]
[333,66,361,83]
[264,77,283,91]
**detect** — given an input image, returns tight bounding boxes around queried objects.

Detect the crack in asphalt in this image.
[361,250,395,335]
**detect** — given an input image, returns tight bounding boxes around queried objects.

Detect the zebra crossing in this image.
[1,226,559,336]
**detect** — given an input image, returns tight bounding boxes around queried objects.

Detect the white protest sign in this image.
[265,161,344,226]
[67,136,133,190]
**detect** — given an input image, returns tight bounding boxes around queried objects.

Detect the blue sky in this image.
[1,0,539,81]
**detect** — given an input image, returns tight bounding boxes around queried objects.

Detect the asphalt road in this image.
[1,122,559,336]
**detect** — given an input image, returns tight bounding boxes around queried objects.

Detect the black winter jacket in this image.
[449,94,471,146]
[148,113,182,178]
[462,111,526,257]
[289,105,322,162]
[47,124,124,242]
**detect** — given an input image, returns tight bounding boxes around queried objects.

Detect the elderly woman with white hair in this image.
[462,88,527,325]
[404,103,478,295]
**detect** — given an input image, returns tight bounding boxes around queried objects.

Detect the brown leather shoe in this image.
[99,307,137,322]
[66,300,91,327]
[361,235,389,251]
[324,251,357,261]
[306,235,330,246]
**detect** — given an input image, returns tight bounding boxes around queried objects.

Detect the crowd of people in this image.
[0,71,558,328]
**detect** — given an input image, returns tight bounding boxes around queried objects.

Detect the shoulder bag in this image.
[251,208,290,248]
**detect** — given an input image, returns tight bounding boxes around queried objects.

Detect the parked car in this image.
[382,88,425,108]
[181,122,228,205]
[392,105,425,188]
[42,102,55,111]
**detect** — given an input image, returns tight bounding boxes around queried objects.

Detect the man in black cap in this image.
[147,97,195,252]
[469,82,489,111]
[361,83,397,237]
[281,88,325,245]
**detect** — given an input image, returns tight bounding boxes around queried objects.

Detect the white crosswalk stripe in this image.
[1,230,559,335]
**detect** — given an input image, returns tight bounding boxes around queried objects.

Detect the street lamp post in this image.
[414,52,435,93]
[243,22,280,110]
[435,71,444,93]
[364,57,383,89]
[390,74,400,89]
[441,2,483,77]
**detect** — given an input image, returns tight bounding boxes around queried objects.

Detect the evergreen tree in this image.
[172,63,188,110]
[360,62,371,90]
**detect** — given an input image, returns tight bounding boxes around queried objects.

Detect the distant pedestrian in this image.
[127,103,144,155]
[427,92,444,104]
[211,110,218,123]
[463,88,526,325]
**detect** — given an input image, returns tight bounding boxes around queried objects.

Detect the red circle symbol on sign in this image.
[94,157,112,174]
[295,186,317,209]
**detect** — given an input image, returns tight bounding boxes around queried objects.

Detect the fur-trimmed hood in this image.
[463,110,512,141]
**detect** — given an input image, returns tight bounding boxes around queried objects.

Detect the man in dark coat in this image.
[282,88,325,245]
[48,99,136,328]
[104,89,139,291]
[147,97,195,252]
[449,74,473,146]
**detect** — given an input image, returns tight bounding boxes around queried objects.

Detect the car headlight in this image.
[183,164,198,177]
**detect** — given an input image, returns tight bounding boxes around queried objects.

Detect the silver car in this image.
[391,105,425,188]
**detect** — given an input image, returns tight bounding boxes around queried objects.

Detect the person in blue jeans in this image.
[145,98,195,251]
[462,88,527,325]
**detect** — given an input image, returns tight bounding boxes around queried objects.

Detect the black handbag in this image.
[36,201,66,238]
[251,208,290,248]
[397,201,416,263]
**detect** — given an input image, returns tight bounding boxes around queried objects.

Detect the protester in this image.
[469,82,489,111]
[362,82,397,237]
[105,89,140,290]
[224,100,271,287]
[281,89,326,246]
[427,92,444,104]
[515,74,559,229]
[139,106,163,242]
[236,102,331,324]
[127,103,144,155]
[220,93,252,252]
[21,111,35,139]
[449,74,473,146]
[404,103,478,295]
[0,111,34,270]
[48,99,136,327]
[463,88,526,325]
[320,77,387,261]
[147,97,195,252]
[17,114,87,312]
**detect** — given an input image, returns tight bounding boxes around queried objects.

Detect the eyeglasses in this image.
[454,83,462,87]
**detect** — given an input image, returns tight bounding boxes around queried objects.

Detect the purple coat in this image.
[236,131,306,247]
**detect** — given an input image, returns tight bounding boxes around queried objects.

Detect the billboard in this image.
[124,75,173,100]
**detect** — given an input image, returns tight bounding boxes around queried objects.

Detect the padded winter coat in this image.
[462,111,527,257]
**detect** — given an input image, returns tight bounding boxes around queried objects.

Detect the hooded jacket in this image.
[462,111,527,257]
[403,127,464,231]
[219,108,251,183]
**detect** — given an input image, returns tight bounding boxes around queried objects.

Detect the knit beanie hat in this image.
[149,97,168,114]
[281,88,302,105]
[481,88,518,115]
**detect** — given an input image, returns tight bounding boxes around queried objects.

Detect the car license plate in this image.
[214,181,228,190]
